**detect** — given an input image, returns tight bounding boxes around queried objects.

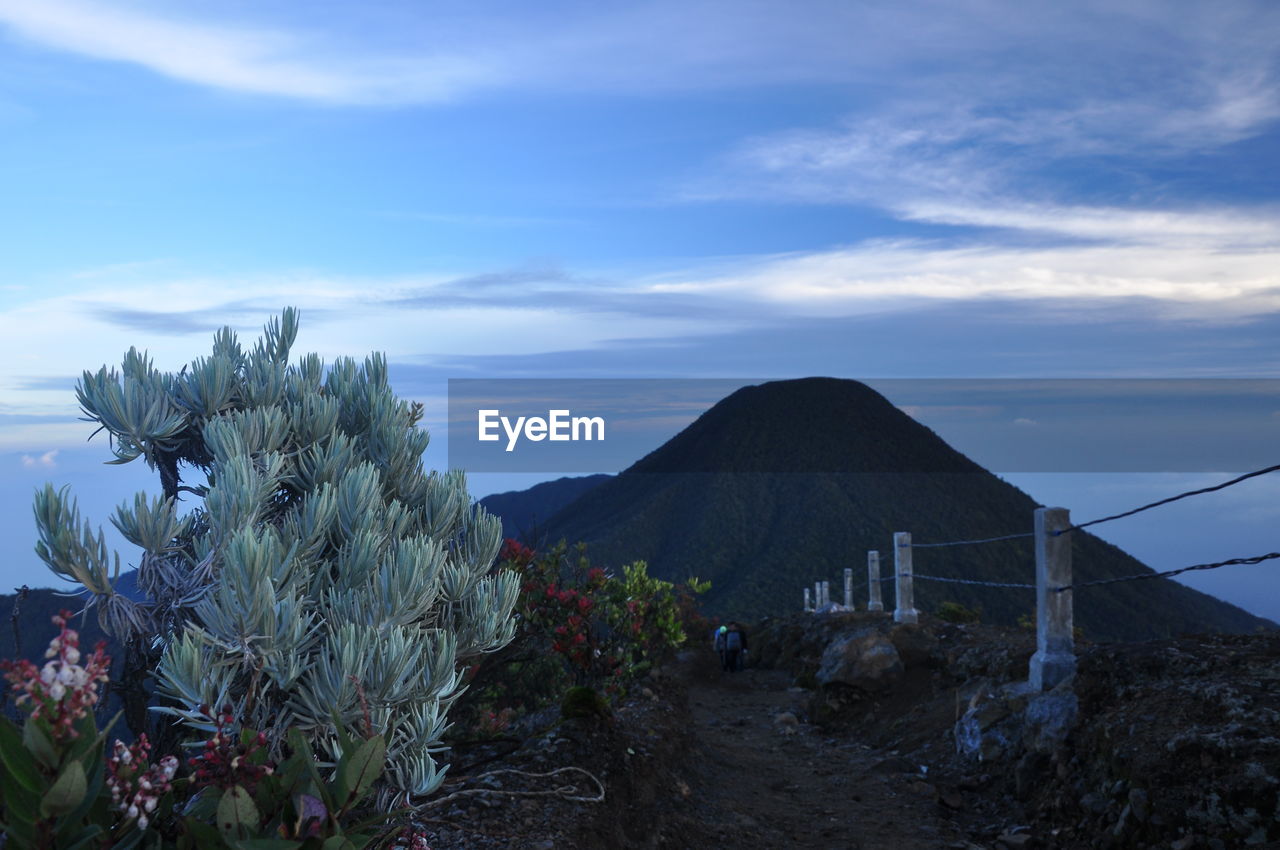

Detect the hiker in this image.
[724,622,747,673]
[713,625,728,671]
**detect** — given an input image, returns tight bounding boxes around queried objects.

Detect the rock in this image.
[1014,752,1049,800]
[906,780,938,799]
[1022,686,1078,755]
[955,696,1016,762]
[1127,787,1149,823]
[870,755,916,774]
[889,623,939,667]
[939,791,965,810]
[1079,791,1107,814]
[996,830,1034,848]
[1111,803,1131,837]
[816,628,903,691]
[1169,837,1195,850]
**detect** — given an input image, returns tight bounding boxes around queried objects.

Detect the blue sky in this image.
[0,1,1277,621]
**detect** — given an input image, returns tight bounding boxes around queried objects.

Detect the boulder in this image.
[816,628,903,691]
[889,623,940,668]
[1022,681,1079,755]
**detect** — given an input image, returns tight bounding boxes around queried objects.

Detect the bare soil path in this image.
[665,652,969,849]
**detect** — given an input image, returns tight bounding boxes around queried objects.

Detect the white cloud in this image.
[645,236,1280,318]
[20,449,59,468]
[10,0,1271,110]
[0,0,495,104]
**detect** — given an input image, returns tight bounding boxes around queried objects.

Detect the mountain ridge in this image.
[488,377,1273,641]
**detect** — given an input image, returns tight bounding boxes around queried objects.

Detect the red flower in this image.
[578,597,594,613]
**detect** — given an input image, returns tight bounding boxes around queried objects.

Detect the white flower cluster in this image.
[39,648,92,702]
[107,737,179,831]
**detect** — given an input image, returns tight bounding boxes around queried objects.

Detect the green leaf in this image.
[334,736,384,811]
[284,729,332,810]
[60,824,105,850]
[179,817,226,849]
[321,838,358,850]
[55,753,105,840]
[0,814,38,848]
[0,716,43,794]
[217,785,260,840]
[105,825,146,850]
[40,760,87,818]
[21,720,57,771]
[233,840,303,850]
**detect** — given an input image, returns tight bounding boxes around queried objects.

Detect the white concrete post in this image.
[843,567,854,608]
[1030,507,1075,690]
[867,550,883,612]
[821,580,831,607]
[814,581,822,609]
[803,587,812,612]
[893,532,918,624]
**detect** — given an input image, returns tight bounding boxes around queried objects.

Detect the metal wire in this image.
[1051,551,1280,592]
[909,532,1034,548]
[1055,463,1280,535]
[905,572,1035,589]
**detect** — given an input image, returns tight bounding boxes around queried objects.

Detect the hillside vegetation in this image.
[485,378,1272,641]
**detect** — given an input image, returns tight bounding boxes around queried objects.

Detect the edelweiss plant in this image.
[34,309,518,801]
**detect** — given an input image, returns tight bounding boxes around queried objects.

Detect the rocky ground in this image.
[397,613,1280,849]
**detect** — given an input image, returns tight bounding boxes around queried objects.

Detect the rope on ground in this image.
[906,573,1035,589]
[418,767,606,809]
[909,532,1033,548]
[1051,551,1280,592]
[1055,463,1280,535]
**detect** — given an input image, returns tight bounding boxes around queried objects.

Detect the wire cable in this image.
[1055,463,1280,535]
[1051,551,1280,592]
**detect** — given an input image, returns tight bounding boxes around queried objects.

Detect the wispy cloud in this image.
[0,0,495,104]
[20,449,58,469]
[645,237,1280,319]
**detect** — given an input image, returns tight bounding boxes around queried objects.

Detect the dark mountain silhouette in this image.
[490,378,1271,642]
[479,474,612,543]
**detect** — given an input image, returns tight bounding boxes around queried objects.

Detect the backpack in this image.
[725,629,743,651]
[713,630,727,651]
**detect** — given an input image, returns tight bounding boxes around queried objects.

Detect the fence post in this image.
[844,568,853,608]
[894,532,918,624]
[804,587,812,612]
[867,550,883,612]
[1030,507,1075,690]
[814,581,822,610]
[822,580,831,607]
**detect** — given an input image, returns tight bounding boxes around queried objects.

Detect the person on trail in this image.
[713,625,728,671]
[724,622,747,673]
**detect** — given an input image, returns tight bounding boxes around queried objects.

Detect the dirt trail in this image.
[668,653,968,849]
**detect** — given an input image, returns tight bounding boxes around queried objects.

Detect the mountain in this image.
[479,474,612,542]
[495,377,1272,641]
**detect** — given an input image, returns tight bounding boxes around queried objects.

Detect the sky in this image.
[0,0,1277,622]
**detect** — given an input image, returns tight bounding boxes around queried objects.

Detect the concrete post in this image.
[867,550,883,612]
[844,567,854,608]
[1030,507,1075,690]
[803,587,812,612]
[821,580,831,608]
[893,532,918,624]
[814,581,822,610]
